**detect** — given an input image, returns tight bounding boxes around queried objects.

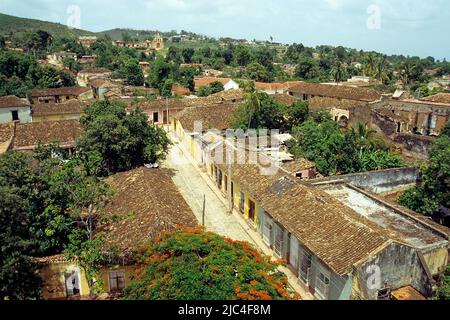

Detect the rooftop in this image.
[175,102,239,132]
[32,100,92,116]
[308,96,368,110]
[289,82,382,102]
[318,183,448,249]
[12,120,83,150]
[0,95,30,109]
[98,167,198,255]
[420,92,450,104]
[30,87,92,97]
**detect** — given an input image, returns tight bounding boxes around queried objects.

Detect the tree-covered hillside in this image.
[0,12,95,39]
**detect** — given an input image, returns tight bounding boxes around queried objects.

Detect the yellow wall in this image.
[39,262,138,300]
[422,247,448,276]
[39,262,90,300]
[33,113,82,123]
[99,265,136,293]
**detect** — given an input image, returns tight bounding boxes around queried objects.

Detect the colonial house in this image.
[308,96,374,128]
[254,81,302,95]
[112,34,164,51]
[29,87,94,104]
[371,98,450,137]
[0,95,32,123]
[204,140,449,300]
[77,68,111,87]
[89,79,121,100]
[37,167,198,300]
[77,36,98,47]
[172,102,240,162]
[287,82,381,103]
[31,100,92,122]
[194,77,240,92]
[133,98,186,126]
[48,51,77,65]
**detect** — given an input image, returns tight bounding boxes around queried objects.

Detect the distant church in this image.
[113,34,164,51]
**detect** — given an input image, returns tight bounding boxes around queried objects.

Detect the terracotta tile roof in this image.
[175,103,239,132]
[281,159,316,173]
[308,96,367,110]
[0,123,14,153]
[391,286,426,300]
[289,82,381,102]
[32,100,92,116]
[420,93,450,104]
[194,77,232,90]
[0,95,30,109]
[12,120,83,150]
[99,168,198,255]
[255,81,303,92]
[273,94,297,106]
[133,90,244,112]
[210,143,391,275]
[0,123,14,144]
[30,87,92,97]
[172,84,191,96]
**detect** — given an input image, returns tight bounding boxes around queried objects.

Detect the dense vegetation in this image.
[399,123,450,217]
[289,119,404,176]
[0,147,108,299]
[0,49,75,97]
[77,100,171,177]
[123,229,296,300]
[0,100,171,300]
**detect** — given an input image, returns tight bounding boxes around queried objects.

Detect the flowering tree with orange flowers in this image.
[123,228,298,300]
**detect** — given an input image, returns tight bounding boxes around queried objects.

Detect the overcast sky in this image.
[1,0,449,60]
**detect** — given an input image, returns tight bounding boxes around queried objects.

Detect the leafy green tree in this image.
[77,101,171,176]
[0,185,41,300]
[181,47,195,63]
[399,125,450,216]
[123,229,296,300]
[290,118,402,176]
[330,61,347,83]
[234,45,253,67]
[246,61,271,82]
[282,100,309,131]
[123,58,145,86]
[24,30,53,56]
[295,55,321,80]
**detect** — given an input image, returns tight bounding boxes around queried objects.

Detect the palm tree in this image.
[242,81,261,131]
[351,123,386,150]
[363,53,377,79]
[374,56,389,84]
[331,61,347,83]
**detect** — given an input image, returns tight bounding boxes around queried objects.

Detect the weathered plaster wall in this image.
[313,167,419,194]
[356,242,432,300]
[393,134,434,158]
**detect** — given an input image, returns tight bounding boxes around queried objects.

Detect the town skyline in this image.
[1,0,449,60]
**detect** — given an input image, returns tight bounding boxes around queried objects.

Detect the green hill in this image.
[0,12,96,39]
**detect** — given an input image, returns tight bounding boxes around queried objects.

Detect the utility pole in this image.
[202,195,206,227]
[227,141,233,214]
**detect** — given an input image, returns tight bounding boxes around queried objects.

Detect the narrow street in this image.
[163,135,256,244]
[163,132,314,300]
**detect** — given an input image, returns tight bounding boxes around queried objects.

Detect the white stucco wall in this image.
[0,106,32,123]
